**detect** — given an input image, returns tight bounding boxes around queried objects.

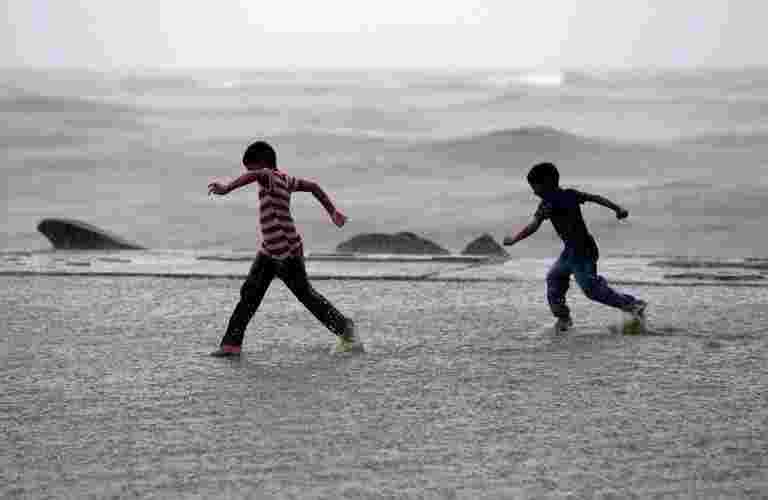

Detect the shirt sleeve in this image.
[571,189,589,204]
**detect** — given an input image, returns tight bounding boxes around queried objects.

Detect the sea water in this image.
[2,67,768,258]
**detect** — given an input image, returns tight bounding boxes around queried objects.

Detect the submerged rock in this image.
[336,232,449,255]
[37,218,145,250]
[461,234,509,257]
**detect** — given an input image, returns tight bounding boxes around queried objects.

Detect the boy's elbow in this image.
[309,183,325,197]
[582,193,599,204]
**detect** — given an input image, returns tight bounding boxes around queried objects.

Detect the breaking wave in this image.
[0,91,135,114]
[425,126,607,153]
[486,71,565,88]
[672,130,768,149]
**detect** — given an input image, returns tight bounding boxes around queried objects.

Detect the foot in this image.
[626,300,648,321]
[335,319,364,353]
[210,344,242,357]
[554,317,573,333]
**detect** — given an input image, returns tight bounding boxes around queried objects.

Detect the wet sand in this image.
[1,276,766,499]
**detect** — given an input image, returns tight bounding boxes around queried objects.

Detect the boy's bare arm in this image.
[583,192,629,219]
[208,170,271,195]
[503,216,544,246]
[295,178,347,227]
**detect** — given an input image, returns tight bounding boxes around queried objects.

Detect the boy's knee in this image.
[581,286,599,301]
[576,276,602,300]
[239,282,262,303]
[545,269,560,283]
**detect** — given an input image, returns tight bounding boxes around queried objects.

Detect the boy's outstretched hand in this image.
[331,210,348,228]
[208,181,229,196]
[616,207,629,220]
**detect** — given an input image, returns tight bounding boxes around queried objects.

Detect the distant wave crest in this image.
[674,130,768,149]
[1,91,132,114]
[431,126,603,151]
[118,75,200,92]
[483,71,565,89]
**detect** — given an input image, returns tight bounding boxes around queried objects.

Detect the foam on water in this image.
[2,251,767,287]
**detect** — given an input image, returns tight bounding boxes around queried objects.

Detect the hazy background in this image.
[3,1,767,69]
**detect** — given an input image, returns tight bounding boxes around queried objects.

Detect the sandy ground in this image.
[1,275,767,499]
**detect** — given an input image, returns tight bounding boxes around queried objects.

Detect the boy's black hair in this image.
[527,162,559,187]
[242,141,277,168]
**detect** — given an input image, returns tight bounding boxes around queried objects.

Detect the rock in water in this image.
[336,232,449,255]
[461,234,509,257]
[37,218,145,250]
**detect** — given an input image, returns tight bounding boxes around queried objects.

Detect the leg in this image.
[546,252,573,319]
[572,257,638,310]
[220,253,277,348]
[278,256,351,337]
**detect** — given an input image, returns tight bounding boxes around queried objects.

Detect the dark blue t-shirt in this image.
[535,188,599,258]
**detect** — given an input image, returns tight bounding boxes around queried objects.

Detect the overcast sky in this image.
[2,0,766,69]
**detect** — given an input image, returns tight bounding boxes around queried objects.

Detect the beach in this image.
[2,273,766,499]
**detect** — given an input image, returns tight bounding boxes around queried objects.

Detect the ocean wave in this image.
[561,71,615,87]
[672,131,768,149]
[633,180,714,192]
[562,67,768,91]
[486,71,565,88]
[1,91,135,114]
[198,71,408,93]
[424,126,606,154]
[118,75,201,93]
[0,130,85,150]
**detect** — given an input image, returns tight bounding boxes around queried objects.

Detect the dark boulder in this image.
[461,234,509,257]
[336,232,449,255]
[37,218,145,250]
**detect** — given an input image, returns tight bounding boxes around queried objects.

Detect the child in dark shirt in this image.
[504,162,647,332]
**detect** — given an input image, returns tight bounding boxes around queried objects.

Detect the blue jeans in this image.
[546,247,638,319]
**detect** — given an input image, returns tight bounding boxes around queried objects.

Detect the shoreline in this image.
[3,269,768,288]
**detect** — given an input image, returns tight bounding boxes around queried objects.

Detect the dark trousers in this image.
[221,253,349,347]
[546,247,639,319]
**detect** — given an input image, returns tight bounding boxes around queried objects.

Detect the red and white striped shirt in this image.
[258,170,303,259]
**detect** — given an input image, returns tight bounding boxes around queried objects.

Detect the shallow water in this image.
[1,276,766,499]
[2,251,767,287]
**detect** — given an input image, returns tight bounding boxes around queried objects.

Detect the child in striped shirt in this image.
[207,141,362,356]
